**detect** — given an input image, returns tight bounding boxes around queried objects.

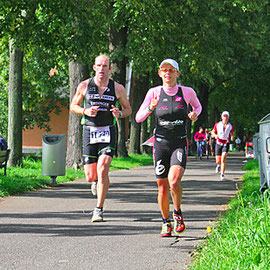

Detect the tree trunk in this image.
[66,61,89,169]
[8,40,23,167]
[194,80,209,131]
[129,75,149,154]
[109,24,129,157]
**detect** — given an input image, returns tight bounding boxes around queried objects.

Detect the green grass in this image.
[0,154,153,197]
[189,160,270,269]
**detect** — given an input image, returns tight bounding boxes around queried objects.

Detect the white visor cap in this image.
[159,59,179,71]
[222,111,230,117]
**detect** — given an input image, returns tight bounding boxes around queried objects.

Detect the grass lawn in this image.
[0,154,153,197]
[189,159,270,269]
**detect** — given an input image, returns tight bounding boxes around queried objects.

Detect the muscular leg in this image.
[156,178,170,219]
[84,163,97,182]
[168,165,185,211]
[96,155,112,208]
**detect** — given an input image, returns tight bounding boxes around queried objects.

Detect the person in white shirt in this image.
[211,111,234,180]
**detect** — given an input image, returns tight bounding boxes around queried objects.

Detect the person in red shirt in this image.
[194,127,206,158]
[211,111,234,180]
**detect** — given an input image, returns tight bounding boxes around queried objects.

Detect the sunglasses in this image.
[160,68,176,73]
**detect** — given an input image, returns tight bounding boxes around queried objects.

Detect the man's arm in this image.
[112,82,132,118]
[70,79,100,117]
[70,80,88,115]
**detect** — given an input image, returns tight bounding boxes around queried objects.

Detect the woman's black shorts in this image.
[153,136,187,179]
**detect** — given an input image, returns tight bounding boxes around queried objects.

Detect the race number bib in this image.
[89,126,111,144]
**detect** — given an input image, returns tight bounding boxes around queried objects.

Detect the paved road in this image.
[0,152,246,270]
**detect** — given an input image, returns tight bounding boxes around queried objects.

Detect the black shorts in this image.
[82,125,116,165]
[154,136,187,179]
[215,142,229,156]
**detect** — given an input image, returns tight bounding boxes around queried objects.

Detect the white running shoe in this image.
[91,180,98,196]
[92,207,103,222]
[220,173,225,180]
[216,165,221,174]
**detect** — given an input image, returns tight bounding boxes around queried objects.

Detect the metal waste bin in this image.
[258,113,270,195]
[252,133,260,160]
[42,134,66,185]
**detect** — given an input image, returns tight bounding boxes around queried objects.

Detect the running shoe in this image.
[215,165,221,173]
[91,180,98,196]
[92,207,103,222]
[160,222,172,237]
[220,173,225,180]
[173,213,186,234]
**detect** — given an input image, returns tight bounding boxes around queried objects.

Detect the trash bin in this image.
[258,113,270,196]
[252,133,260,160]
[42,134,66,185]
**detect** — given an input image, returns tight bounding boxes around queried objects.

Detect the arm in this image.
[211,124,218,139]
[70,80,88,115]
[113,82,132,118]
[230,124,234,141]
[70,79,99,117]
[186,87,202,122]
[135,88,159,123]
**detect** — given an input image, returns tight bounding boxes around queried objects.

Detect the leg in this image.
[156,178,170,219]
[196,141,200,157]
[220,152,228,174]
[84,163,97,183]
[96,154,112,208]
[168,165,185,211]
[168,165,186,234]
[157,178,172,237]
[215,143,222,173]
[216,155,221,165]
[84,163,98,196]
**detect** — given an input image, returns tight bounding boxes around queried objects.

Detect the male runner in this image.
[211,111,234,180]
[70,54,131,221]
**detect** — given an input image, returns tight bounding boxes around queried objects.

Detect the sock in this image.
[162,218,170,223]
[174,209,182,215]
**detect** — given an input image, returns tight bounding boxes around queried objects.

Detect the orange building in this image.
[22,105,69,153]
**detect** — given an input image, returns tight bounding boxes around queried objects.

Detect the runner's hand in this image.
[84,106,99,117]
[149,96,159,111]
[188,111,198,121]
[110,105,121,118]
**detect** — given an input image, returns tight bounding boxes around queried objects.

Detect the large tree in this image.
[66,61,89,169]
[8,40,23,166]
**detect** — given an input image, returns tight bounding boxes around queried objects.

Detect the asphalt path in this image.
[0,152,246,270]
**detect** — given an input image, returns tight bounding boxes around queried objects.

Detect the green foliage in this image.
[190,160,270,269]
[22,46,69,131]
[243,159,259,171]
[0,0,269,144]
[0,40,9,139]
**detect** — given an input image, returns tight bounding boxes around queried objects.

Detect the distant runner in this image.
[211,111,234,180]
